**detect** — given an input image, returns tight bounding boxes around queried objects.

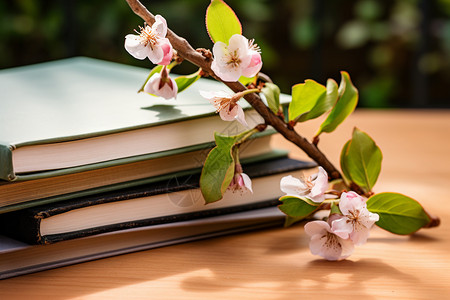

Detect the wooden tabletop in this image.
[1,109,449,299]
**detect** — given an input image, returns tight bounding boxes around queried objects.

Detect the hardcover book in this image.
[0,158,315,244]
[0,57,290,181]
[0,206,286,280]
[0,134,286,213]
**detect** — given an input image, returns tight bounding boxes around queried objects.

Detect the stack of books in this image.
[0,58,315,279]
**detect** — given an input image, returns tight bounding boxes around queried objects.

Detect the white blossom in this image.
[211,34,262,82]
[332,191,380,246]
[229,172,253,193]
[305,219,354,261]
[143,68,178,100]
[125,15,173,65]
[199,90,248,126]
[280,166,329,203]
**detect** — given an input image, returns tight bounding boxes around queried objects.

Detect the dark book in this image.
[0,157,315,245]
[0,206,286,280]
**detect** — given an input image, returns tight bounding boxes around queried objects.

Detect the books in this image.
[0,57,302,280]
[0,133,286,213]
[0,57,290,180]
[0,206,285,280]
[0,157,315,245]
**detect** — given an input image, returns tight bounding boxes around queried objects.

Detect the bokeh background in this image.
[1,0,449,108]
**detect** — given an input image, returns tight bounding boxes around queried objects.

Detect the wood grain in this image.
[1,109,449,299]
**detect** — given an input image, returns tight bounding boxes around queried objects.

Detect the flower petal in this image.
[200,90,231,100]
[124,35,149,60]
[339,191,366,216]
[153,15,168,37]
[219,103,238,121]
[158,39,173,65]
[240,173,253,193]
[158,78,178,100]
[309,234,327,256]
[312,234,343,261]
[143,74,160,94]
[146,44,164,65]
[309,166,328,203]
[331,216,352,239]
[338,237,355,259]
[304,220,330,236]
[212,41,230,66]
[280,175,310,197]
[228,34,249,52]
[212,62,242,82]
[241,52,262,78]
[234,105,248,127]
[349,227,372,246]
[199,90,216,100]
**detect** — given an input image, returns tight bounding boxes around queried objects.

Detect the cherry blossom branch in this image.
[124,0,341,180]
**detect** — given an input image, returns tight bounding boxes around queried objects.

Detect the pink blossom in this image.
[199,90,248,126]
[331,191,380,246]
[241,40,263,78]
[304,218,355,261]
[125,15,173,65]
[280,167,329,203]
[228,164,252,193]
[211,34,262,82]
[158,42,173,66]
[143,67,178,100]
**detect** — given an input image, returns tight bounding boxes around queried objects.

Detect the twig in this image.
[124,0,342,180]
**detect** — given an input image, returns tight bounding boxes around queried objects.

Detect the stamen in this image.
[134,25,158,47]
[226,54,241,67]
[212,97,231,113]
[248,39,261,53]
[305,176,314,189]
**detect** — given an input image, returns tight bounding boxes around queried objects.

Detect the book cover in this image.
[0,158,315,244]
[0,57,291,181]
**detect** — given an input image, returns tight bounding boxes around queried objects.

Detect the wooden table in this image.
[1,109,449,299]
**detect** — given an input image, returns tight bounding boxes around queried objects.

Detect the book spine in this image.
[0,209,43,244]
[0,145,15,181]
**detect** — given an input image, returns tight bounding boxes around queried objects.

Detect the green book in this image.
[0,57,291,181]
[0,140,289,214]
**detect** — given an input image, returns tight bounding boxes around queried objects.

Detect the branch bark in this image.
[124,0,341,180]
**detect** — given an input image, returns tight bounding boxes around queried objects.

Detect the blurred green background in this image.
[1,0,449,108]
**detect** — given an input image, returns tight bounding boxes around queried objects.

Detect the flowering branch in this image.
[123,0,439,261]
[124,0,341,180]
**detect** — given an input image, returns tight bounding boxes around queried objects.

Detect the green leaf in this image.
[214,131,239,148]
[289,80,326,122]
[238,75,255,86]
[138,65,164,93]
[175,70,201,93]
[278,196,319,219]
[330,201,342,215]
[206,0,242,43]
[298,79,339,123]
[261,83,281,114]
[200,129,258,203]
[341,128,382,193]
[339,140,352,184]
[367,193,431,235]
[316,71,358,135]
[200,134,236,204]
